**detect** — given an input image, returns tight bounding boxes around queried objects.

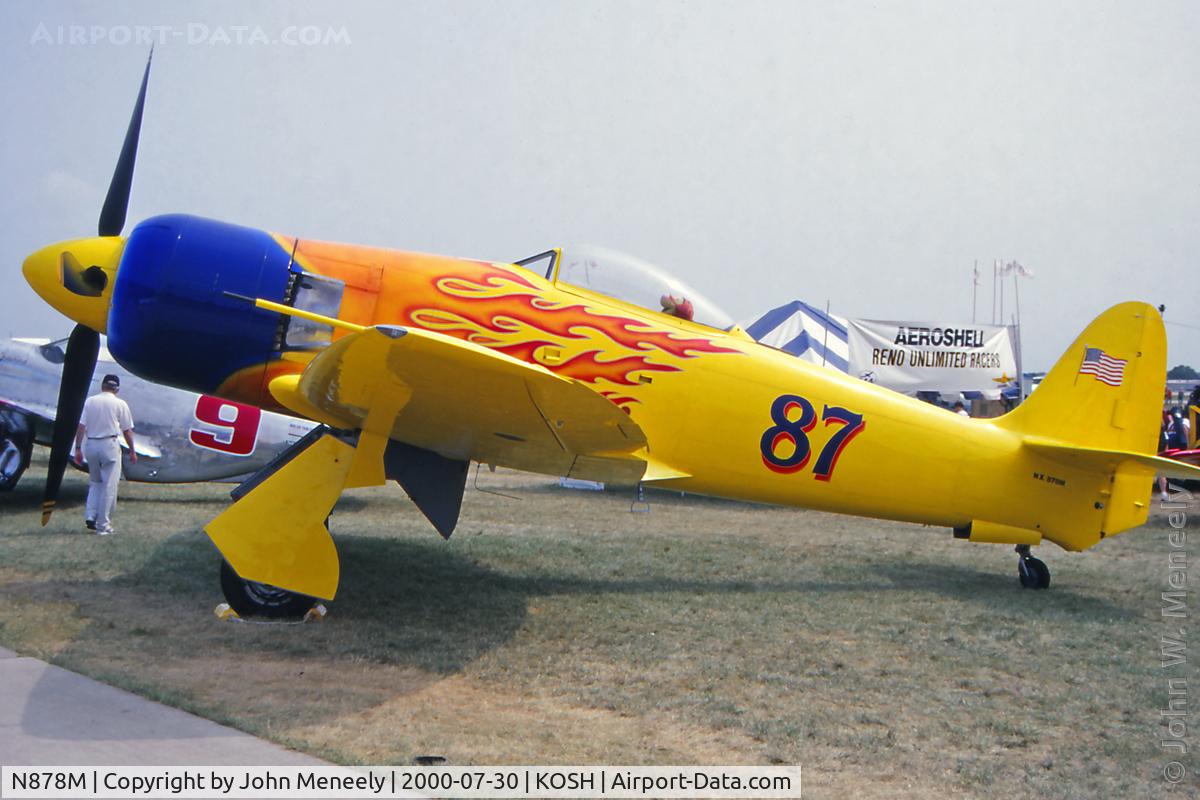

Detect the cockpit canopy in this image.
[518,245,734,331]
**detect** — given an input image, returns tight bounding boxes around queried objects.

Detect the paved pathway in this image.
[0,646,325,766]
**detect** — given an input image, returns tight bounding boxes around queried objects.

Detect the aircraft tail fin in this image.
[994,302,1169,544]
[996,302,1165,454]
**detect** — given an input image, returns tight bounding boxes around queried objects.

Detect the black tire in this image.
[1018,556,1051,590]
[219,559,315,619]
[0,434,31,491]
[1031,558,1051,589]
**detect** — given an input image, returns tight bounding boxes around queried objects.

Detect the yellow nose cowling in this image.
[23,236,126,334]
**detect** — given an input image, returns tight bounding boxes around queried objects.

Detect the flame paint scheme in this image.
[0,336,316,490]
[20,55,1200,615]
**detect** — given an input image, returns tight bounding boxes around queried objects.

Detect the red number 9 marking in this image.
[189,395,262,456]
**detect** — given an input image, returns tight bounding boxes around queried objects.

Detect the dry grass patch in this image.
[293,674,769,765]
[2,454,1196,798]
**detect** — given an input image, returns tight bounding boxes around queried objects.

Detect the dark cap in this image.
[101,374,120,389]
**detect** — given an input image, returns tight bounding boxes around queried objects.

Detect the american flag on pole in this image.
[1079,346,1126,387]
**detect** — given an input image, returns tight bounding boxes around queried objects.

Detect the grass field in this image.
[1,453,1196,798]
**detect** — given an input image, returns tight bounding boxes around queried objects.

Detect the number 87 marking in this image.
[760,394,866,480]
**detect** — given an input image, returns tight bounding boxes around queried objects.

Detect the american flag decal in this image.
[1079,346,1126,387]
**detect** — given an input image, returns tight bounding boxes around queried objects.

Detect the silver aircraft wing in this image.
[0,336,315,488]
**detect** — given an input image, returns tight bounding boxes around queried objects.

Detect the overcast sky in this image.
[2,0,1197,371]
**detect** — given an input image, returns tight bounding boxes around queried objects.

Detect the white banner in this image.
[846,319,1017,398]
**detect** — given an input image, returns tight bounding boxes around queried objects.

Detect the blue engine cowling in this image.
[107,214,293,403]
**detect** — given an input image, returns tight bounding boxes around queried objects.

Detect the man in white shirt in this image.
[73,374,137,535]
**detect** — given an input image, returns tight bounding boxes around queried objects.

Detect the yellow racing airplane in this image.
[22,55,1200,615]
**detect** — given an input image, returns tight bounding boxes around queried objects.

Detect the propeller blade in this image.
[42,324,100,525]
[98,50,152,237]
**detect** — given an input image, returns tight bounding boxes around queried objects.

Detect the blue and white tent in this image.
[739,300,850,372]
[741,300,1022,404]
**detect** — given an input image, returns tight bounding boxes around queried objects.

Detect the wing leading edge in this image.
[269,325,652,484]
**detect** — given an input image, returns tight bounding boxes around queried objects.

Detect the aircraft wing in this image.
[0,396,56,424]
[0,393,159,459]
[268,325,651,484]
[121,435,162,459]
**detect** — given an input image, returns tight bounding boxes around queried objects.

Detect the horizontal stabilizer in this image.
[1023,436,1200,481]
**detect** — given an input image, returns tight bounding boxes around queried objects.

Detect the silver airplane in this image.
[0,336,316,490]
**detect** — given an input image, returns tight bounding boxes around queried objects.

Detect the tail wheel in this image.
[219,559,316,619]
[1018,556,1051,590]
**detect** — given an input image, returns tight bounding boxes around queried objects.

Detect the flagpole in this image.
[821,299,831,368]
[972,259,978,323]
[1010,262,1032,402]
[1013,268,1021,330]
[992,260,998,324]
[1012,314,1024,407]
[1013,266,1022,403]
[999,264,1005,325]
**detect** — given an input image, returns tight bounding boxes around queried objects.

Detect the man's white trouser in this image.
[84,437,122,533]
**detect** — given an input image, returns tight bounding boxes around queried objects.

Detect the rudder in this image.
[996,302,1164,456]
[991,302,1167,546]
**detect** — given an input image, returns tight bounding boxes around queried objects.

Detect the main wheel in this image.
[219,560,316,619]
[1018,556,1051,590]
[0,434,31,491]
